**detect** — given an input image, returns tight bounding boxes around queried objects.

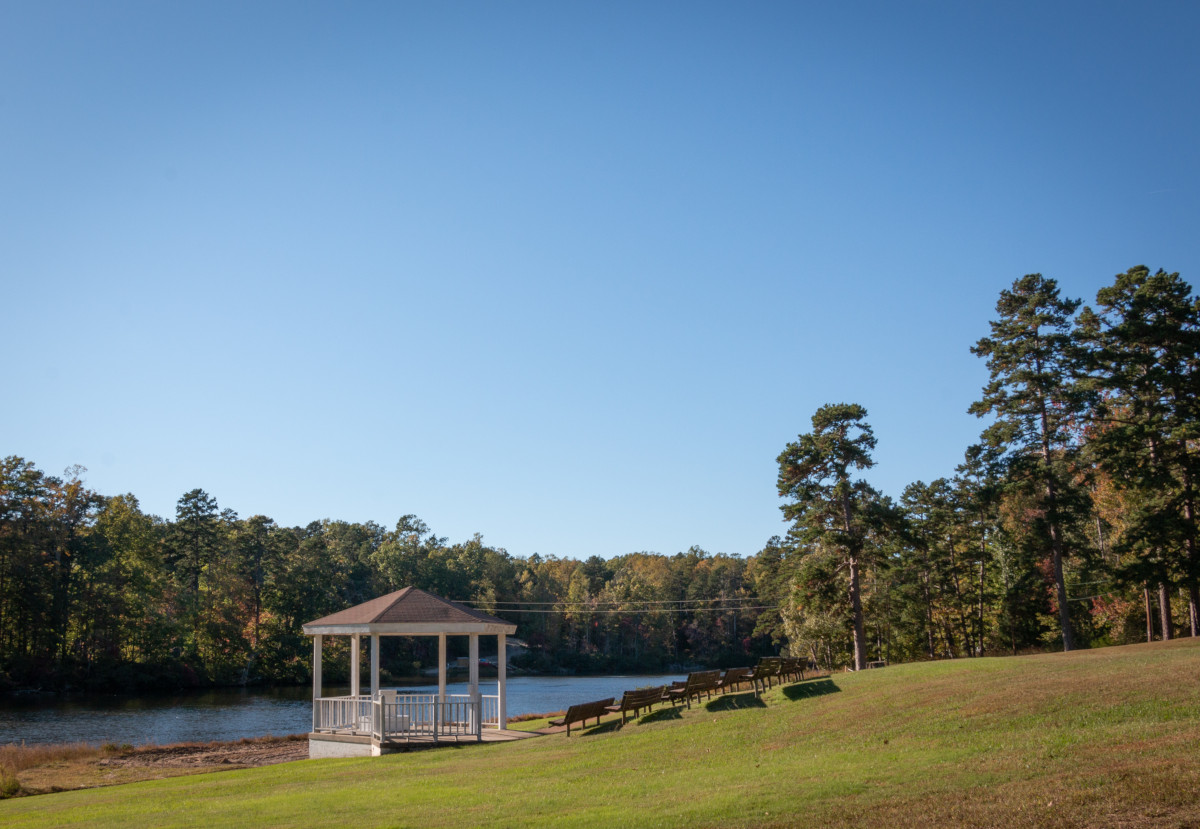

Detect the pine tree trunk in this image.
[839,490,867,671]
[943,624,957,658]
[947,534,972,656]
[1040,402,1075,651]
[1158,582,1174,641]
[1188,582,1199,638]
[847,554,867,670]
[923,570,935,659]
[977,558,986,657]
[1047,512,1074,650]
[1145,585,1155,642]
[1178,451,1199,638]
[1004,567,1017,655]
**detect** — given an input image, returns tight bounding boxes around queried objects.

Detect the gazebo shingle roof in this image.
[304,586,514,631]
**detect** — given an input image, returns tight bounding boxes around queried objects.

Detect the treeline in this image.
[0,469,782,692]
[776,266,1200,669]
[4,264,1196,692]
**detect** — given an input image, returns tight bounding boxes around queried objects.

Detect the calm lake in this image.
[0,674,685,746]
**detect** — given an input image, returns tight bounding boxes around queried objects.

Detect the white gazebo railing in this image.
[314,692,484,742]
[314,694,374,733]
[481,694,500,729]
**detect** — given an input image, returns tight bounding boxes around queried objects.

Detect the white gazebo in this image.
[303,587,519,758]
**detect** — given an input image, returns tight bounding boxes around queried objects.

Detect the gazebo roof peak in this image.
[303,586,516,635]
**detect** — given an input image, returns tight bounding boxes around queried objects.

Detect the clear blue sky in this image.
[4,1,1198,559]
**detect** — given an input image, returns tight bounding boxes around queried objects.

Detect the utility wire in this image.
[458,597,767,607]
[1067,592,1116,602]
[468,605,780,615]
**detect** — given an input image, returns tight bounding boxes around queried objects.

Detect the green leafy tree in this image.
[91,494,169,669]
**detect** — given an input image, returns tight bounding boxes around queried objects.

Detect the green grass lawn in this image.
[4,638,1199,828]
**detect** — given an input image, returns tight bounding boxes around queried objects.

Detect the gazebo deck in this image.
[308,726,540,757]
[312,691,501,741]
[313,727,539,745]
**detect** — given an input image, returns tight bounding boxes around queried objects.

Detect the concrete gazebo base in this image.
[309,728,540,758]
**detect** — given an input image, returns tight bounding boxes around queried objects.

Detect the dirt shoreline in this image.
[7,724,564,797]
[3,735,311,798]
[101,735,311,769]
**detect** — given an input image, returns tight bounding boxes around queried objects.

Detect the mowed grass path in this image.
[4,638,1199,828]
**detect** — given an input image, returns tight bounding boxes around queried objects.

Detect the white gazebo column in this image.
[437,633,447,699]
[497,633,507,730]
[468,634,479,697]
[437,633,448,732]
[313,635,323,699]
[370,634,380,697]
[469,633,480,733]
[350,634,361,697]
[312,635,323,732]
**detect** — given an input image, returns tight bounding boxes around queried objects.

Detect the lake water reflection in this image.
[0,674,685,746]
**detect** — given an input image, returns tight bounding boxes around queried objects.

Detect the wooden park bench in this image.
[605,686,667,724]
[716,667,752,694]
[748,657,783,695]
[667,670,722,709]
[549,697,615,736]
[780,657,806,682]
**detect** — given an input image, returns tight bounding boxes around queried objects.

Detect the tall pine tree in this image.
[1079,266,1200,636]
[970,274,1087,651]
[777,403,884,670]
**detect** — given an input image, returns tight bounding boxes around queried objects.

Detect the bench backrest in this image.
[686,670,722,691]
[563,697,615,724]
[619,686,666,709]
[755,657,783,677]
[720,667,751,685]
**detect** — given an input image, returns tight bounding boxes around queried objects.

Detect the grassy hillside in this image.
[3,639,1199,828]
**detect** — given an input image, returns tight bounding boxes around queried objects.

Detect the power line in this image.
[1067,592,1116,602]
[468,605,780,615]
[458,597,768,607]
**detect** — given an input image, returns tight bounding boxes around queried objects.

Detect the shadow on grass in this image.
[704,691,767,712]
[637,707,683,725]
[781,678,840,701]
[579,719,624,737]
